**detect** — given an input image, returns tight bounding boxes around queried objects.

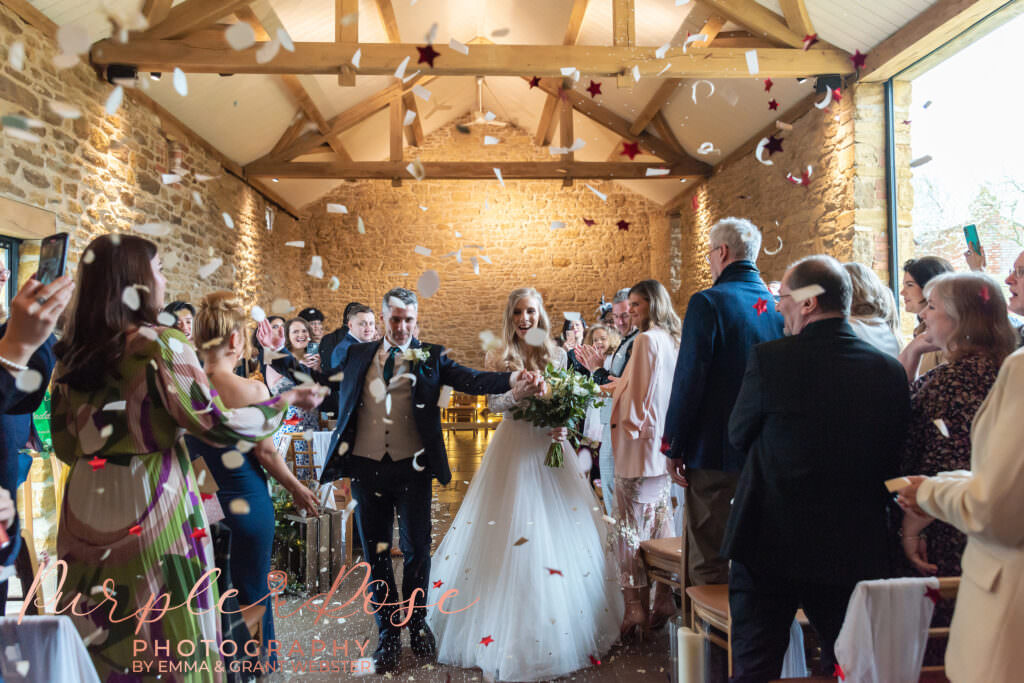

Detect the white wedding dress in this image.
[427,349,624,681]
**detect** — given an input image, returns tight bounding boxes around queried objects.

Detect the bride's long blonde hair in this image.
[496,288,558,371]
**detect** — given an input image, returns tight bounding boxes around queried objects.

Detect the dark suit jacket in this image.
[0,327,56,567]
[328,332,360,370]
[722,318,910,585]
[319,338,511,485]
[663,261,784,471]
[318,326,349,375]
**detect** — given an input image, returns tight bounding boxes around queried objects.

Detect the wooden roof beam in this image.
[374,0,424,146]
[693,0,804,48]
[141,0,257,40]
[613,0,636,87]
[778,0,815,38]
[91,41,854,79]
[536,0,589,146]
[337,0,357,86]
[142,0,173,28]
[247,160,705,181]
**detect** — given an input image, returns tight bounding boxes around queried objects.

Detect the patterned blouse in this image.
[901,353,1000,576]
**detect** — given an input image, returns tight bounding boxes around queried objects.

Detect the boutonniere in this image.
[402,347,431,366]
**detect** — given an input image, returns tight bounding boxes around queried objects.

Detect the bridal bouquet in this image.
[511,364,605,467]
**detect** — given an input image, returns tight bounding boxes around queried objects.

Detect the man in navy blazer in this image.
[319,287,541,674]
[662,217,784,588]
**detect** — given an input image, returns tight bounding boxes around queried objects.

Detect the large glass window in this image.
[895,8,1024,328]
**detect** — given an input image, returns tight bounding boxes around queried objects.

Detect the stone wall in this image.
[0,4,292,315]
[278,115,669,367]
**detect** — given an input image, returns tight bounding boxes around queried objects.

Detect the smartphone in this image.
[306,341,320,356]
[963,224,982,255]
[35,232,70,285]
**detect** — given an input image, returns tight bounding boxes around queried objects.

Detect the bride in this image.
[427,288,624,681]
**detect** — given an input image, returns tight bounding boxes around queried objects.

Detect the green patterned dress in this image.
[50,326,287,682]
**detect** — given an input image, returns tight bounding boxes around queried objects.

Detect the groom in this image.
[319,287,542,673]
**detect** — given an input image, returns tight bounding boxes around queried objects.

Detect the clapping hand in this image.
[575,344,605,373]
[256,319,285,351]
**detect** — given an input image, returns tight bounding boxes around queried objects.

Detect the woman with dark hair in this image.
[608,279,680,638]
[561,318,588,374]
[899,256,954,379]
[162,300,195,342]
[50,234,324,679]
[266,317,322,475]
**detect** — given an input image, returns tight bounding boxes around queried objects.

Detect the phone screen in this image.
[36,232,69,285]
[306,342,320,356]
[963,224,981,255]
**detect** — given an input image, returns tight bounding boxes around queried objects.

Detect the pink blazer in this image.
[610,327,677,479]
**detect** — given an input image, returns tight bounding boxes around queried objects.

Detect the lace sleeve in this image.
[484,347,518,413]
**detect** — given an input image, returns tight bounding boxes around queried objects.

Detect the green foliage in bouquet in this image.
[510,363,606,467]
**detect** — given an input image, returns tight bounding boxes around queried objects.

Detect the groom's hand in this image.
[511,370,544,400]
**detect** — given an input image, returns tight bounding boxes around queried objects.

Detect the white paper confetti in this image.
[225,22,256,50]
[285,240,305,248]
[222,451,245,470]
[134,222,171,237]
[631,65,641,82]
[102,400,126,411]
[198,258,223,279]
[369,377,387,403]
[407,158,426,180]
[327,203,347,214]
[655,41,671,59]
[697,142,718,155]
[357,216,366,234]
[550,221,566,230]
[157,311,177,326]
[256,38,281,64]
[403,109,417,126]
[413,245,432,257]
[271,298,293,315]
[789,284,826,302]
[173,68,187,96]
[745,50,759,75]
[57,23,90,55]
[52,53,79,69]
[524,327,547,347]
[8,41,25,71]
[909,155,933,168]
[250,305,266,322]
[483,135,499,146]
[104,85,124,115]
[394,55,410,79]
[121,286,141,311]
[222,212,234,229]
[549,138,586,155]
[449,38,469,55]
[754,137,774,166]
[308,255,323,278]
[493,168,504,187]
[15,369,42,393]
[691,80,714,104]
[278,28,295,52]
[351,48,361,68]
[437,384,453,408]
[471,256,480,275]
[195,173,217,182]
[161,173,182,184]
[645,168,670,176]
[49,101,81,119]
[412,84,431,101]
[417,269,440,297]
[328,276,340,290]
[933,418,950,438]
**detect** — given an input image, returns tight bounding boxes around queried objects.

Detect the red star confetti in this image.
[417,44,440,68]
[546,568,564,576]
[589,655,602,667]
[850,50,867,69]
[980,286,990,302]
[200,492,214,501]
[803,34,819,50]
[586,80,602,98]
[763,78,773,92]
[89,456,107,471]
[583,218,595,226]
[834,663,845,680]
[833,88,843,103]
[691,195,699,212]
[660,438,671,454]
[283,416,301,425]
[190,526,207,540]
[768,99,779,111]
[529,76,541,88]
[479,635,495,646]
[433,579,444,588]
[753,298,768,316]
[617,220,630,232]
[621,141,640,160]
[129,524,143,536]
[925,586,941,604]
[765,135,784,155]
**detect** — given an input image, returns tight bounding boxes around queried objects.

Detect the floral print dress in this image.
[50,326,287,682]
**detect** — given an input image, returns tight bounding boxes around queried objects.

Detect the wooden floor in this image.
[268,429,673,681]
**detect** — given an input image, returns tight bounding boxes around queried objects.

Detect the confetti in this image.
[417,269,440,298]
[328,276,340,290]
[933,418,950,438]
[655,41,671,59]
[229,498,251,515]
[585,184,607,201]
[222,212,235,229]
[491,27,510,37]
[549,221,567,230]
[546,568,563,576]
[483,135,499,145]
[691,80,714,104]
[134,222,171,237]
[49,101,82,119]
[256,38,281,64]
[161,173,182,185]
[909,155,933,168]
[524,327,547,346]
[582,218,595,226]
[411,448,426,471]
[222,451,245,469]
[645,168,670,176]
[274,27,294,52]
[407,158,426,180]
[122,286,141,311]
[754,138,774,166]
[617,220,630,231]
[393,55,411,79]
[198,258,223,279]
[413,245,432,257]
[789,284,825,302]
[225,21,256,50]
[357,216,366,234]
[8,41,25,71]
[449,38,469,55]
[327,203,347,214]
[52,52,79,69]
[437,384,453,408]
[157,311,177,326]
[173,68,187,96]
[129,524,142,536]
[417,44,440,67]
[102,400,127,411]
[697,142,717,155]
[620,141,641,160]
[57,23,90,55]
[745,50,759,75]
[479,635,494,646]
[513,537,528,546]
[753,298,768,315]
[351,48,361,68]
[191,190,204,208]
[586,80,602,98]
[286,240,305,248]
[308,255,324,279]
[412,84,432,101]
[815,87,834,110]
[763,236,783,255]
[493,168,504,187]
[190,526,207,540]
[549,138,585,155]
[404,109,417,126]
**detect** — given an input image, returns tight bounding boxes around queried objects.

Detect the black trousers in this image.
[728,561,855,683]
[348,454,433,637]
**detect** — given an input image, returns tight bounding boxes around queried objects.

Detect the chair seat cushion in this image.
[686,583,730,620]
[639,536,682,560]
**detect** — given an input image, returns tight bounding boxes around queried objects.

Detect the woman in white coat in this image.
[898,347,1024,682]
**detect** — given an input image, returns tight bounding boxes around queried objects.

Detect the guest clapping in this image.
[50,234,323,679]
[899,256,954,379]
[561,318,588,374]
[897,346,1024,683]
[609,280,681,638]
[845,262,901,357]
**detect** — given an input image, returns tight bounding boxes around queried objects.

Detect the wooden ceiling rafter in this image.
[141,0,173,28]
[778,0,816,38]
[246,160,705,181]
[140,0,257,41]
[374,0,424,147]
[336,0,358,86]
[693,0,804,48]
[535,0,589,147]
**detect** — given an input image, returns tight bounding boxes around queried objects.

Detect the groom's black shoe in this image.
[373,629,401,674]
[409,621,437,659]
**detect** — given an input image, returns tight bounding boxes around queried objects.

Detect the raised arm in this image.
[438,347,514,396]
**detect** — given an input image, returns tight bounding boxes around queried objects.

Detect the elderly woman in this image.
[898,344,1024,682]
[608,279,680,638]
[898,256,954,379]
[844,263,901,357]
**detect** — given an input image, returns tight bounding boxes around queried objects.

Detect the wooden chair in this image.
[639,535,684,596]
[920,577,959,681]
[282,434,317,481]
[18,451,65,580]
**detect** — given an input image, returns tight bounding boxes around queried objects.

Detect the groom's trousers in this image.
[348,454,433,635]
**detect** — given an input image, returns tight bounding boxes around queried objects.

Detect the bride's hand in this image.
[549,427,568,442]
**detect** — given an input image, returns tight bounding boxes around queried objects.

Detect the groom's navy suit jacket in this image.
[319,338,511,486]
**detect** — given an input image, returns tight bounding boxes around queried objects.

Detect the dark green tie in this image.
[382,346,400,384]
